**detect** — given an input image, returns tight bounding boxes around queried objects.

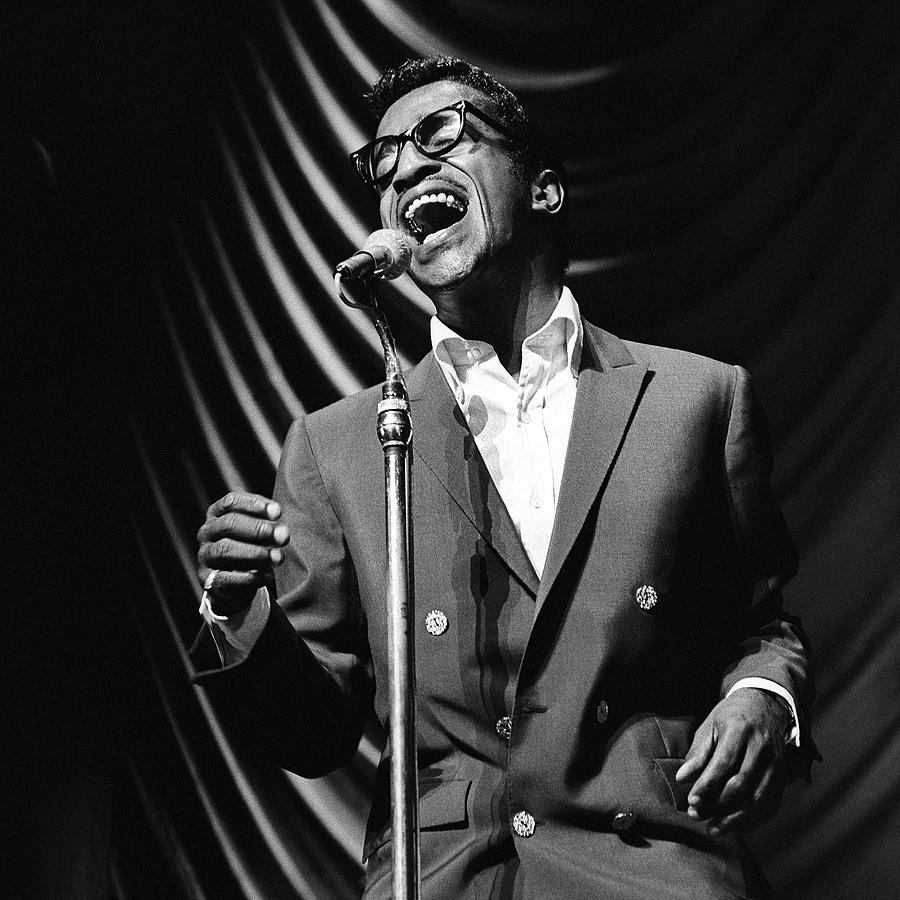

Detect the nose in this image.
[391,138,441,194]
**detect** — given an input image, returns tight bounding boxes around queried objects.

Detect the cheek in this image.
[479,175,528,235]
[483,197,522,242]
[378,199,392,228]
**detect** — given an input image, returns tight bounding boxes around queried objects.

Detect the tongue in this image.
[413,202,465,240]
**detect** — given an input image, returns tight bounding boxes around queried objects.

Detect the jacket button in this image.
[424,609,448,635]
[512,811,536,837]
[496,715,513,740]
[596,701,609,724]
[635,584,658,610]
[612,810,637,832]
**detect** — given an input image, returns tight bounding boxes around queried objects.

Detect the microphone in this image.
[334,229,412,281]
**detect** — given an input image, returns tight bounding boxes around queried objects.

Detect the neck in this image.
[432,251,562,380]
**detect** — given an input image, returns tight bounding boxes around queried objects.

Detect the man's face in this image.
[375,81,532,297]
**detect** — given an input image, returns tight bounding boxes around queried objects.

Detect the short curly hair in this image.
[365,56,569,274]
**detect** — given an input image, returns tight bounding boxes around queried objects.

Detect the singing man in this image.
[193,56,814,898]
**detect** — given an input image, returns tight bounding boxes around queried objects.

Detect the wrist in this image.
[200,586,255,619]
[765,691,795,741]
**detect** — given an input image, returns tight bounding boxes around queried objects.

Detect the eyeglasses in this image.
[351,100,516,191]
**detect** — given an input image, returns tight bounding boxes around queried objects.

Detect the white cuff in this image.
[199,587,271,664]
[198,590,229,622]
[727,677,800,746]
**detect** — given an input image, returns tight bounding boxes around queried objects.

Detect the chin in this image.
[412,265,468,293]
[410,247,486,295]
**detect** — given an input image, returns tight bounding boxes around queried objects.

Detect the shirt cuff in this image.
[199,586,271,664]
[727,677,800,747]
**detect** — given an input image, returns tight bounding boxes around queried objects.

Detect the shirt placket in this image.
[517,346,556,575]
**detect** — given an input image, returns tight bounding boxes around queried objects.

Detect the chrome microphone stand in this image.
[335,272,419,899]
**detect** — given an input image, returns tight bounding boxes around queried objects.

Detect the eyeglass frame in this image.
[351,99,520,192]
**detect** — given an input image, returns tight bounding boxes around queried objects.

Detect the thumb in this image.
[676,716,715,783]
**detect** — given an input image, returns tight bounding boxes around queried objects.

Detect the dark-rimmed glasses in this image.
[351,100,516,191]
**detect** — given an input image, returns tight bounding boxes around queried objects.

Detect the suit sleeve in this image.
[720,365,817,774]
[191,416,373,777]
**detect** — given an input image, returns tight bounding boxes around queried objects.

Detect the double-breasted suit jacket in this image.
[193,320,813,898]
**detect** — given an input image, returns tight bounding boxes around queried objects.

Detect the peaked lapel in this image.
[534,321,649,617]
[406,355,540,596]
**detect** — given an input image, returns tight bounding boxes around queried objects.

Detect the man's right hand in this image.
[196,492,290,616]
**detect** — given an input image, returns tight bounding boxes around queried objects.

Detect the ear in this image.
[530,169,565,216]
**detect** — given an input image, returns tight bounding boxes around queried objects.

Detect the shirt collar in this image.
[430,286,583,378]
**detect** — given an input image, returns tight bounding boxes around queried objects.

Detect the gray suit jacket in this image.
[193,321,813,899]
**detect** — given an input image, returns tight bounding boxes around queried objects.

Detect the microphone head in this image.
[363,228,412,280]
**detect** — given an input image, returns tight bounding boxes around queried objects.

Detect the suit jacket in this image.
[193,321,813,899]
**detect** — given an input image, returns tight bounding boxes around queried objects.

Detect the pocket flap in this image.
[364,779,471,860]
[419,778,471,829]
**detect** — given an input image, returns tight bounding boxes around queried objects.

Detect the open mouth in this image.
[403,191,468,245]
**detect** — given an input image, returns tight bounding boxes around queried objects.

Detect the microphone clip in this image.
[335,272,379,312]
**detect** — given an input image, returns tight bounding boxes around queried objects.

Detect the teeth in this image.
[403,190,466,228]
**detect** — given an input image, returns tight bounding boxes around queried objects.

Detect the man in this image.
[193,56,813,898]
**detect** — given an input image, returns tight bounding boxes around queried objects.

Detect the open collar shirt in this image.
[430,286,582,578]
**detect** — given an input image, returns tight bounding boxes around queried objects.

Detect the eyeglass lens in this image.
[371,107,464,183]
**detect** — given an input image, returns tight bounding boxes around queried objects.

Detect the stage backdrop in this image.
[9,1,896,898]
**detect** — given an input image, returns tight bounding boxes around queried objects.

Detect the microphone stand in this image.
[335,273,420,899]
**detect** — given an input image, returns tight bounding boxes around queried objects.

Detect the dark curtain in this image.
[4,1,898,897]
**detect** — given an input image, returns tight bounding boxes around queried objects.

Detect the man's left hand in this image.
[675,689,792,834]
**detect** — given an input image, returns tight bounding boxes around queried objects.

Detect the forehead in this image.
[376,80,488,138]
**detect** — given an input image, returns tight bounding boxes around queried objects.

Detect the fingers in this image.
[707,762,775,834]
[198,534,285,571]
[206,491,281,521]
[685,723,746,820]
[199,566,264,595]
[197,493,289,567]
[704,757,755,833]
[708,808,750,834]
[676,717,714,784]
[705,729,785,833]
[199,512,288,546]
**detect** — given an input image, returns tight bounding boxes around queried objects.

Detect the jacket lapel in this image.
[407,355,540,596]
[534,321,649,616]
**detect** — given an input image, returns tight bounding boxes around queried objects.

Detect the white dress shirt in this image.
[202,287,799,744]
[430,287,582,577]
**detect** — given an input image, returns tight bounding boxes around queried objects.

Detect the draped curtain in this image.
[6,1,898,897]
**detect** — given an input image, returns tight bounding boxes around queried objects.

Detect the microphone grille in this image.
[363,228,412,280]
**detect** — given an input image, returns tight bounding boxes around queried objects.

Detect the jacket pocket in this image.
[363,779,471,860]
[652,758,691,811]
